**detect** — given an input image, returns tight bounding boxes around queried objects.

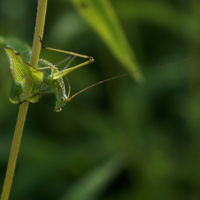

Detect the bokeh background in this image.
[0,0,200,200]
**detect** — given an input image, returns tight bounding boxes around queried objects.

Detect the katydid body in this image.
[47,69,68,112]
[5,37,94,112]
[39,61,69,112]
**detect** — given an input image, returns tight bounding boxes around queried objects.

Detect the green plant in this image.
[1,1,199,200]
[0,1,48,199]
[0,0,142,199]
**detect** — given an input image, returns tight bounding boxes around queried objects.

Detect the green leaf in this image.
[29,85,42,103]
[9,78,24,104]
[5,47,44,104]
[71,0,144,83]
[5,47,26,83]
[60,155,123,200]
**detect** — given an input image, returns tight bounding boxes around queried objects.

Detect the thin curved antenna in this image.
[67,55,196,102]
[67,72,134,102]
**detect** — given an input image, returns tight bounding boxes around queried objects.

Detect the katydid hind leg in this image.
[38,36,94,80]
[39,36,94,61]
[53,59,94,80]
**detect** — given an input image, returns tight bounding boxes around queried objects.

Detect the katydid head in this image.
[54,94,69,112]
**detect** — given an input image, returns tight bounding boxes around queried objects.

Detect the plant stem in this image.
[30,0,48,68]
[1,1,48,200]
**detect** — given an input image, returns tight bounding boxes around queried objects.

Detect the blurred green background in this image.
[0,0,200,200]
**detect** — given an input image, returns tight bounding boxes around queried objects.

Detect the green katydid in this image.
[5,37,192,112]
[5,36,95,112]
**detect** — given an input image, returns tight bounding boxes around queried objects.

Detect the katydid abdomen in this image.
[42,65,68,112]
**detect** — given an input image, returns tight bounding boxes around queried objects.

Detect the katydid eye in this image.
[61,97,64,101]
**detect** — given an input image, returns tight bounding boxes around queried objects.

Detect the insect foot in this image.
[89,56,94,63]
[38,36,45,48]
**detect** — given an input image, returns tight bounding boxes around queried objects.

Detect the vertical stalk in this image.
[1,1,48,200]
[30,0,48,68]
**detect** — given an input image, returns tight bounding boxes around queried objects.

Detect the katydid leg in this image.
[39,36,94,61]
[55,56,72,67]
[19,87,52,104]
[62,55,76,70]
[53,60,94,80]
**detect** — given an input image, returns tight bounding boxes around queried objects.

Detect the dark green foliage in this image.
[5,47,44,103]
[0,0,200,200]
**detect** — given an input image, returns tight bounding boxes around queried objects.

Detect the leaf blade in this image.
[60,155,123,200]
[5,47,26,84]
[72,0,144,83]
[9,78,24,104]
